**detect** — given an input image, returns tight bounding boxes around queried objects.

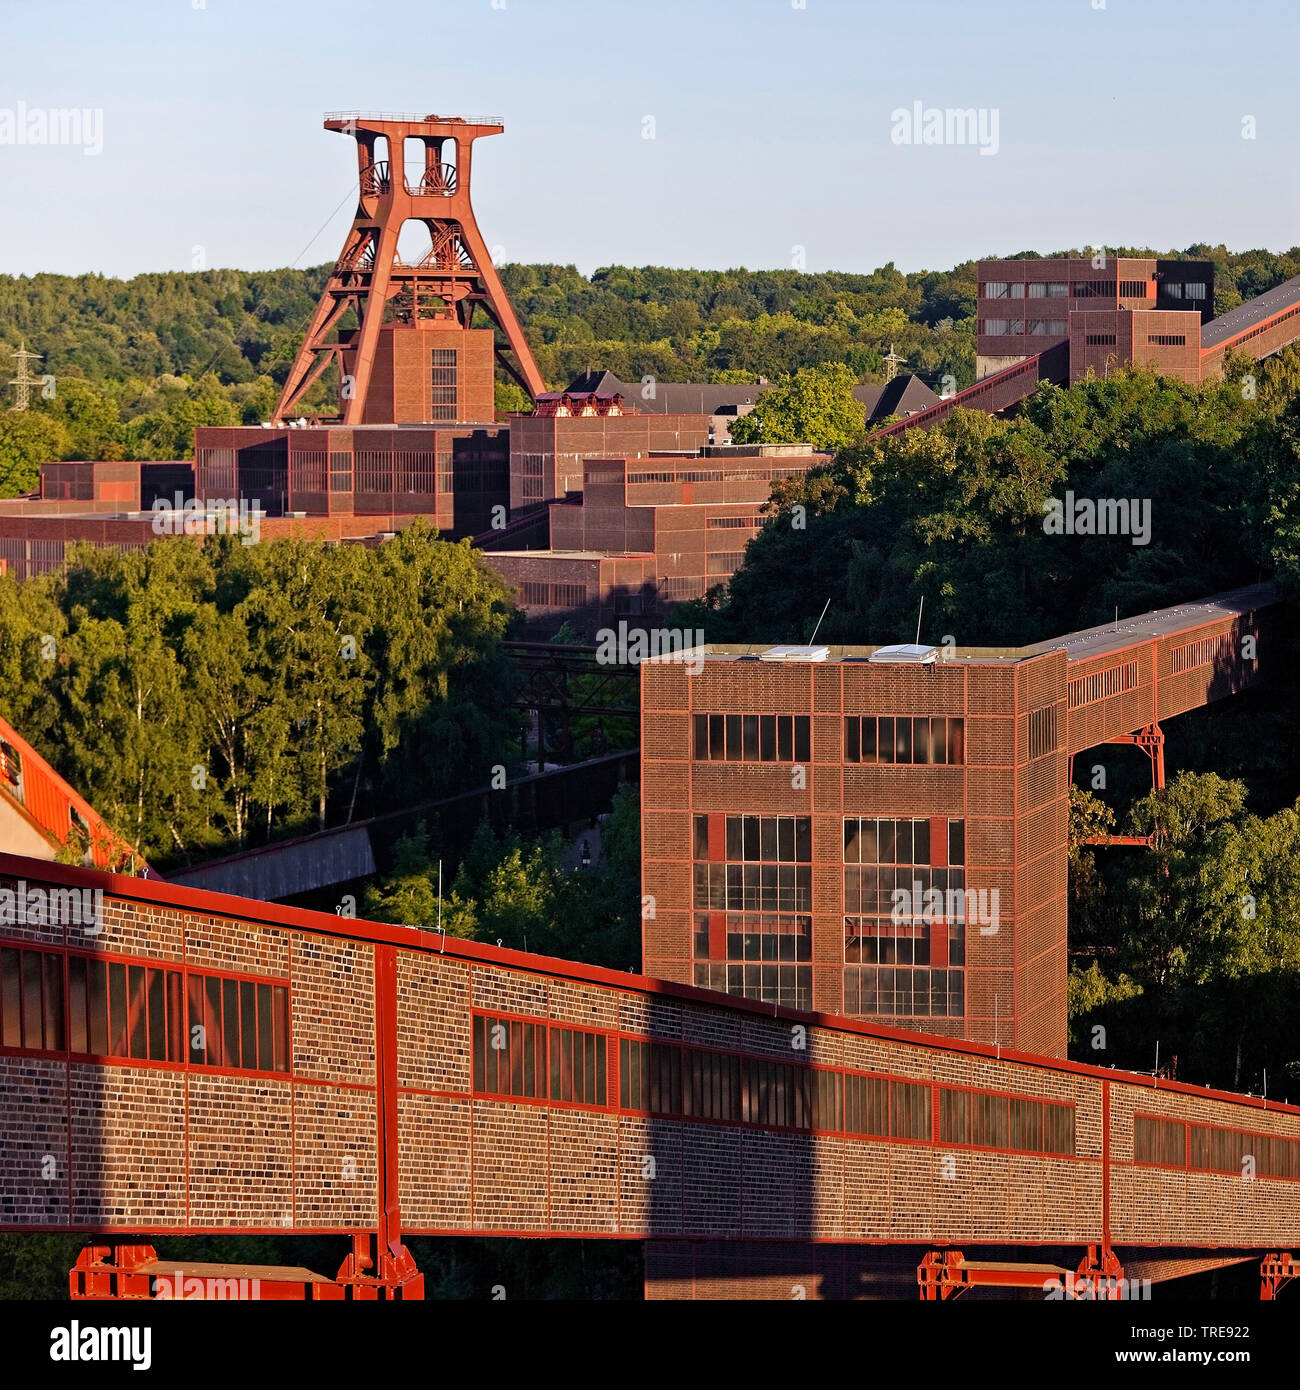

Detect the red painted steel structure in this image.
[275,111,544,424]
[0,713,153,877]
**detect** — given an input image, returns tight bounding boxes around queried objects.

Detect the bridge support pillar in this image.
[1107,723,1166,792]
[333,1233,426,1300]
[1260,1252,1296,1300]
[70,1242,158,1299]
[1076,1244,1127,1300]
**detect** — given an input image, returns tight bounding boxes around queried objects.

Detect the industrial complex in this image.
[3,109,1300,1304]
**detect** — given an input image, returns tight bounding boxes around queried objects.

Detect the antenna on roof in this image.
[915,595,925,647]
[807,597,832,646]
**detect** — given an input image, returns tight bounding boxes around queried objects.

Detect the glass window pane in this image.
[913,718,932,764]
[878,718,894,763]
[760,716,777,762]
[109,962,129,1057]
[693,714,708,759]
[895,718,912,763]
[844,818,860,863]
[725,715,741,759]
[760,818,778,863]
[794,717,810,763]
[147,968,166,1061]
[742,715,759,761]
[68,955,88,1054]
[709,715,725,759]
[777,716,793,761]
[128,964,148,1059]
[257,984,274,1072]
[845,717,859,762]
[949,819,966,866]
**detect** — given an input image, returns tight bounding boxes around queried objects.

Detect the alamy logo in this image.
[0,880,104,934]
[49,1321,151,1370]
[1042,491,1151,547]
[595,623,706,675]
[151,492,262,546]
[153,1269,261,1299]
[1043,1272,1152,1301]
[891,101,999,156]
[0,102,103,156]
[890,879,999,936]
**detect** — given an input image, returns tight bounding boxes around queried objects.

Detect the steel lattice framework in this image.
[275,111,544,423]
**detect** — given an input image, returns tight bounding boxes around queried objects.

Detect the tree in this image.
[728,362,866,450]
[0,409,70,496]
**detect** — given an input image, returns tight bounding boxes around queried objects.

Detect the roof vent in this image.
[759,644,829,663]
[869,643,938,665]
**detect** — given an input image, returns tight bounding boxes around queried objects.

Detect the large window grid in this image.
[843,816,966,1019]
[1134,1113,1300,1181]
[1068,661,1138,709]
[430,348,458,422]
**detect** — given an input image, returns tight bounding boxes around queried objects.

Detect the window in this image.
[1147,334,1186,347]
[982,281,1010,299]
[1170,633,1234,675]
[0,739,21,790]
[1028,320,1067,336]
[430,348,457,422]
[1028,705,1058,759]
[186,971,289,1073]
[940,1088,1075,1155]
[844,1075,931,1140]
[692,714,810,763]
[1068,661,1138,709]
[843,817,967,1018]
[844,716,963,765]
[329,450,353,493]
[549,1026,607,1105]
[1085,334,1117,346]
[1135,1114,1186,1166]
[981,319,1023,336]
[1119,280,1150,298]
[520,453,545,504]
[619,1038,681,1114]
[0,948,282,1072]
[692,814,812,1009]
[707,552,745,575]
[1029,282,1068,299]
[1071,280,1111,298]
[684,1048,742,1123]
[472,1013,546,1098]
[1184,282,1207,299]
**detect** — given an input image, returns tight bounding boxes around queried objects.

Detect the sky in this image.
[1,0,1297,281]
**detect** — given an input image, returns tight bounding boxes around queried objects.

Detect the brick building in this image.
[487,444,827,634]
[639,585,1277,1059]
[976,256,1214,384]
[3,849,1300,1301]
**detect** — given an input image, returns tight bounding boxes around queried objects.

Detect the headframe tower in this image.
[275,111,543,423]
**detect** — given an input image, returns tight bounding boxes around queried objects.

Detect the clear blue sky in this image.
[2,0,1297,280]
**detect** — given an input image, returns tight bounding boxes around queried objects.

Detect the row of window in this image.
[1134,1114,1300,1181]
[1084,333,1117,346]
[469,1017,1079,1155]
[844,966,965,1019]
[692,714,811,764]
[0,944,290,1074]
[693,913,812,963]
[693,963,812,1012]
[845,716,965,765]
[1067,661,1138,709]
[693,814,812,864]
[521,581,589,609]
[693,863,813,914]
[844,916,966,967]
[1147,334,1186,347]
[1170,633,1234,675]
[844,817,965,867]
[981,320,1070,337]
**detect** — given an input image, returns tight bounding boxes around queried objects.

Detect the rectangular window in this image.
[982,282,1010,299]
[549,1026,607,1105]
[1028,320,1067,336]
[1068,661,1139,709]
[431,348,458,422]
[473,1013,546,1098]
[1135,1114,1187,1167]
[1028,705,1058,759]
[1170,634,1234,674]
[1071,280,1111,298]
[1085,333,1117,346]
[186,971,288,1074]
[844,716,963,765]
[1029,282,1068,299]
[1147,334,1186,347]
[1119,280,1150,298]
[692,713,810,762]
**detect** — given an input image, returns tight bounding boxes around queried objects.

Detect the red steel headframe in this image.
[275,111,544,423]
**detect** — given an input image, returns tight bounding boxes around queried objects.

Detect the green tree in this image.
[728,362,866,450]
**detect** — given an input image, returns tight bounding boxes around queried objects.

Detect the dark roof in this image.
[852,374,940,422]
[1202,274,1300,349]
[563,370,769,416]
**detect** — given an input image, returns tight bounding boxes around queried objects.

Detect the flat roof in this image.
[1202,274,1300,349]
[672,583,1281,668]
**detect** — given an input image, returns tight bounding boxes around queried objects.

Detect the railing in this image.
[325,109,504,126]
